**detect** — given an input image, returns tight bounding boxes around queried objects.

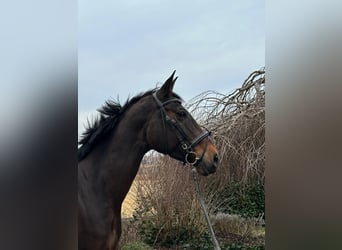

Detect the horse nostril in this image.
[213,154,219,166]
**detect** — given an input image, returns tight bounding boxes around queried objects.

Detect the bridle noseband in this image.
[152,92,211,166]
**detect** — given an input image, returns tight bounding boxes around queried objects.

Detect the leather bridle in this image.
[152,92,211,166]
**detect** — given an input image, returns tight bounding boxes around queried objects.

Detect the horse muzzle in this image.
[194,151,219,176]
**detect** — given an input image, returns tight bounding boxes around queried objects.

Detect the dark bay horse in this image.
[78,71,219,250]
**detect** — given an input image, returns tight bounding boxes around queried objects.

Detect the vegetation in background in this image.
[120,69,265,249]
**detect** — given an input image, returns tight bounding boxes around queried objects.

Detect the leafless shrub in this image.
[211,213,264,239]
[187,68,265,185]
[119,218,142,248]
[132,153,209,245]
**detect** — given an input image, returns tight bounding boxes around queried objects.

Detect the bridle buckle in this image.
[181,144,188,150]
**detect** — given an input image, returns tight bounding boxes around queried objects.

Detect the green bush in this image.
[214,179,264,219]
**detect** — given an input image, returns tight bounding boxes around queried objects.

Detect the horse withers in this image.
[78,71,219,249]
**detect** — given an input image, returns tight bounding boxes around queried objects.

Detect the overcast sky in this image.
[79,0,265,136]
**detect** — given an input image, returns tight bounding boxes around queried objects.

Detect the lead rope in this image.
[190,165,221,250]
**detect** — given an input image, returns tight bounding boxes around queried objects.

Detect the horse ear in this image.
[158,70,178,98]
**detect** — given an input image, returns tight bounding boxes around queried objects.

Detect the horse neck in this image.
[110,119,149,200]
[84,106,151,206]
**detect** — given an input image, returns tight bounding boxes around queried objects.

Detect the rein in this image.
[152,92,221,249]
[191,165,221,250]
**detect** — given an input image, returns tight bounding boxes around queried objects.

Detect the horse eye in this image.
[177,110,186,117]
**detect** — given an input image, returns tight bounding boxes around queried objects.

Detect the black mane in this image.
[78,89,182,161]
[78,89,155,161]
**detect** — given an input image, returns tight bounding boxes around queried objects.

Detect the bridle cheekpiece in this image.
[152,92,211,166]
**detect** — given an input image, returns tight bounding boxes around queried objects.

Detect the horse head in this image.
[146,71,219,176]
